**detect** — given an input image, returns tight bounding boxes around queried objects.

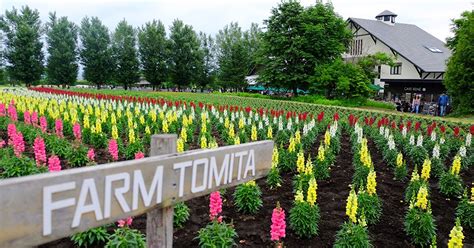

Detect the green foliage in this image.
[197,221,237,248]
[289,201,320,238]
[394,162,408,181]
[1,156,46,178]
[138,20,168,90]
[266,166,282,189]
[404,207,436,247]
[334,222,372,248]
[409,146,427,167]
[444,10,474,114]
[169,19,203,89]
[79,17,113,88]
[124,140,144,160]
[259,1,352,96]
[233,182,263,214]
[356,52,395,82]
[112,20,140,90]
[46,13,78,86]
[1,6,44,86]
[357,192,382,225]
[89,132,108,149]
[66,145,89,167]
[197,32,217,90]
[173,202,190,229]
[431,158,445,178]
[71,226,110,247]
[314,156,331,180]
[456,193,474,229]
[439,172,464,198]
[352,164,370,190]
[44,134,72,158]
[105,228,145,248]
[405,179,425,203]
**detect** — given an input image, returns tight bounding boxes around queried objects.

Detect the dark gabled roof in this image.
[376,10,397,18]
[348,17,451,72]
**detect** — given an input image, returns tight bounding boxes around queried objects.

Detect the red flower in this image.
[470,125,474,135]
[454,127,460,137]
[440,125,446,133]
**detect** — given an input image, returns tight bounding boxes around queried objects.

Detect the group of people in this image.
[395,93,449,116]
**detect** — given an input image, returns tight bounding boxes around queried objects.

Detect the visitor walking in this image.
[412,95,421,113]
[438,93,449,116]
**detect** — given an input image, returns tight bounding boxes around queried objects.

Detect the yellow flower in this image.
[317,144,325,162]
[208,140,218,149]
[307,177,317,206]
[324,130,331,147]
[251,125,257,141]
[295,130,301,144]
[245,180,256,187]
[367,170,377,195]
[304,156,313,175]
[411,169,420,182]
[224,117,230,129]
[200,136,207,149]
[272,147,279,168]
[471,187,474,203]
[228,124,235,138]
[162,119,169,133]
[112,125,119,140]
[128,128,136,144]
[145,125,151,135]
[448,219,464,248]
[201,121,207,133]
[415,186,428,210]
[288,136,296,153]
[451,156,461,175]
[177,138,185,153]
[95,119,102,134]
[150,109,157,122]
[180,127,187,142]
[239,118,244,129]
[396,153,403,167]
[296,151,305,173]
[346,189,358,223]
[139,115,145,125]
[295,190,304,203]
[182,115,188,127]
[267,126,273,139]
[83,114,90,129]
[234,136,240,145]
[421,158,431,181]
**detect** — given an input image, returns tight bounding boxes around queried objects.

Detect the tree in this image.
[79,17,113,89]
[46,13,78,87]
[169,19,202,90]
[198,32,217,91]
[311,58,370,99]
[444,10,474,114]
[0,6,44,86]
[356,52,395,82]
[259,1,352,96]
[138,20,168,90]
[216,22,255,90]
[111,20,140,90]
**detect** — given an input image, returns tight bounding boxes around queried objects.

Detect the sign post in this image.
[0,137,273,247]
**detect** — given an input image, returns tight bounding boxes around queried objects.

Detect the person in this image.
[438,93,449,116]
[412,95,421,113]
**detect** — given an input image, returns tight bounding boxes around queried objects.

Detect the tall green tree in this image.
[1,6,44,86]
[259,1,351,96]
[198,32,217,90]
[216,22,256,90]
[79,17,113,89]
[356,52,395,82]
[444,10,474,114]
[169,19,202,90]
[138,20,168,90]
[112,20,139,90]
[46,13,78,87]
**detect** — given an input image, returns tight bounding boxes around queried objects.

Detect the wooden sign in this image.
[0,138,273,247]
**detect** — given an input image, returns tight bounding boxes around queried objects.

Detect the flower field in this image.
[0,87,473,247]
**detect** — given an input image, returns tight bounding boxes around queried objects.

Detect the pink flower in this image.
[73,123,81,141]
[134,152,145,159]
[7,123,17,145]
[87,148,95,162]
[0,140,6,148]
[55,119,63,138]
[7,104,17,121]
[12,131,25,158]
[24,111,31,125]
[0,103,5,116]
[48,155,61,172]
[117,216,133,228]
[209,191,223,222]
[270,203,286,242]
[40,116,48,133]
[108,139,119,161]
[31,112,38,126]
[33,137,47,166]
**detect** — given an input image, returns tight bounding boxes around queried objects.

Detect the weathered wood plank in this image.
[0,140,273,247]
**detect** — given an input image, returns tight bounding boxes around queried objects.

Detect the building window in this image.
[384,16,390,21]
[390,63,402,75]
[350,39,363,56]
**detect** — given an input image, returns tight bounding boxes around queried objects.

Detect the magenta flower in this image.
[0,103,5,116]
[12,131,25,158]
[0,140,5,148]
[209,191,223,222]
[108,139,119,161]
[73,123,81,141]
[55,119,63,138]
[270,203,286,242]
[134,152,145,160]
[31,111,38,126]
[7,104,17,121]
[87,148,95,162]
[117,216,133,228]
[7,123,17,145]
[48,155,61,172]
[33,137,47,166]
[40,116,48,133]
[24,111,31,125]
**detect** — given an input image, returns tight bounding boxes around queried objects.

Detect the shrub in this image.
[173,202,190,229]
[66,145,89,167]
[71,226,110,247]
[197,221,237,248]
[233,181,263,214]
[357,191,382,225]
[439,172,464,198]
[404,207,436,246]
[266,166,282,189]
[334,222,372,248]
[105,228,145,248]
[456,191,474,229]
[289,200,320,238]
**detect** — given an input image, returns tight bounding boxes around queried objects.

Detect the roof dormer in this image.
[376,10,397,25]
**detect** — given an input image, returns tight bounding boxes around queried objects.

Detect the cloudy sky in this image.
[1,0,472,41]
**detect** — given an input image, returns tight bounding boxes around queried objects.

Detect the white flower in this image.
[273,117,277,125]
[430,131,437,142]
[258,121,263,130]
[379,126,385,135]
[278,120,283,131]
[388,135,395,150]
[286,120,292,130]
[402,127,407,137]
[416,135,423,147]
[303,124,309,136]
[466,133,472,147]
[432,144,440,159]
[409,135,415,145]
[459,146,466,157]
[440,137,445,144]
[384,128,390,139]
[219,117,223,124]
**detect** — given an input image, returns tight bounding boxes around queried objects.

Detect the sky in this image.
[1,0,472,42]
